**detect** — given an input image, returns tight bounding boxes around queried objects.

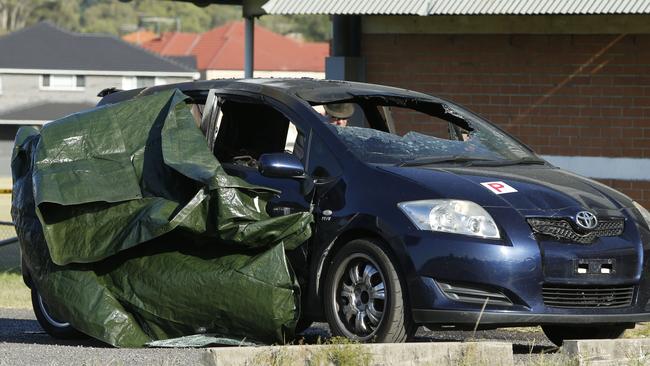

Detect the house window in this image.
[122,76,166,90]
[40,75,85,90]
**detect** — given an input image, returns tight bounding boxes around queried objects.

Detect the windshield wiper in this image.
[469,157,547,167]
[398,155,492,167]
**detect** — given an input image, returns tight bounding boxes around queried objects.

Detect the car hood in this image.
[378,164,633,215]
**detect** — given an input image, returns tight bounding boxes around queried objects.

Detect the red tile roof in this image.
[139,21,328,72]
[122,30,158,45]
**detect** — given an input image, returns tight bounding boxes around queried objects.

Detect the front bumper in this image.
[413,309,650,328]
[399,207,650,323]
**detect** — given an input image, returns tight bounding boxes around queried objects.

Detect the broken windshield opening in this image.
[312,97,540,166]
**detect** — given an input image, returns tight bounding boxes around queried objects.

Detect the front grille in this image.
[527,217,624,244]
[542,285,634,308]
[437,281,513,306]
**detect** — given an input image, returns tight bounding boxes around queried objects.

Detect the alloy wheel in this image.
[333,253,386,340]
[37,293,70,328]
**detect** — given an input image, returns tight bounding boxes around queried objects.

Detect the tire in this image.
[542,325,628,346]
[323,238,415,342]
[294,317,313,334]
[31,287,86,340]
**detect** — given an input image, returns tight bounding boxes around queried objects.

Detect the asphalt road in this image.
[0,308,557,365]
[0,308,207,366]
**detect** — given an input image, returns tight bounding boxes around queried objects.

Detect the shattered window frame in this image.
[203,91,312,168]
[308,95,538,166]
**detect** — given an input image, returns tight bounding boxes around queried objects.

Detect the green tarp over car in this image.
[11,89,313,347]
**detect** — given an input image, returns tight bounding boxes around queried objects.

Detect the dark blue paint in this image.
[258,153,306,179]
[238,87,650,326]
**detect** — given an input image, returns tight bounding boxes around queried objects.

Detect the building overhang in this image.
[363,14,650,34]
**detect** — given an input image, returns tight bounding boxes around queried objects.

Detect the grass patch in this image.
[625,323,650,339]
[0,272,30,309]
[310,337,371,366]
[253,347,292,366]
[250,337,371,366]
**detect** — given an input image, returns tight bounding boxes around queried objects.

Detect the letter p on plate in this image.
[481,181,517,195]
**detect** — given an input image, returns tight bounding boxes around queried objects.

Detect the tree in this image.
[30,0,83,31]
[259,14,330,42]
[133,0,214,33]
[0,0,331,42]
[0,0,46,33]
[82,2,138,34]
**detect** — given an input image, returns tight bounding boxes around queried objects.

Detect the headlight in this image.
[633,201,650,229]
[397,199,500,239]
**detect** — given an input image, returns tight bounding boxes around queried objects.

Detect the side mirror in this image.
[258,153,306,179]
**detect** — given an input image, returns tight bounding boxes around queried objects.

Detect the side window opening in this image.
[312,103,372,129]
[212,99,303,168]
[189,104,203,128]
[285,122,299,153]
[380,106,469,141]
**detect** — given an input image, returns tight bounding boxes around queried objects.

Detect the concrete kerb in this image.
[562,339,650,366]
[202,341,514,366]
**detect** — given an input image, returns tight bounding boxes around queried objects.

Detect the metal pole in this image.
[244,16,254,78]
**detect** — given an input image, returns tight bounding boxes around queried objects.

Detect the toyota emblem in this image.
[575,211,598,230]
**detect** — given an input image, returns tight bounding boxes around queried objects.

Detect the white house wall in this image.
[0,74,192,114]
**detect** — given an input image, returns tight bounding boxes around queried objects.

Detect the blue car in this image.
[86,78,650,345]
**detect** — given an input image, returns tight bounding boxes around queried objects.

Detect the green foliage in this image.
[0,0,49,32]
[259,14,330,42]
[625,323,650,338]
[1,0,330,41]
[252,347,292,366]
[310,337,371,366]
[31,0,83,32]
[82,1,139,34]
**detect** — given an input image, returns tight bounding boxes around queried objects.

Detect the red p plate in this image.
[480,181,518,195]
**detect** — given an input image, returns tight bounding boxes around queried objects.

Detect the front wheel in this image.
[323,238,414,342]
[542,325,629,346]
[31,287,85,339]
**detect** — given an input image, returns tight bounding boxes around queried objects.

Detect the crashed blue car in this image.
[37,78,650,346]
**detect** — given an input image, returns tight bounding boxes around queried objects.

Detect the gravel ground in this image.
[0,308,207,366]
[0,308,559,365]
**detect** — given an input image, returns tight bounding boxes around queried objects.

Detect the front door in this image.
[203,91,312,217]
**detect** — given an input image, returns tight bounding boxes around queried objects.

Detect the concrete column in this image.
[326,15,365,81]
[244,16,254,78]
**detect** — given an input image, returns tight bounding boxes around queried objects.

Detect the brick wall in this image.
[363,33,650,208]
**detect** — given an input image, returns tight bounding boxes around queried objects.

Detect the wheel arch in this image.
[311,217,418,320]
[316,228,384,294]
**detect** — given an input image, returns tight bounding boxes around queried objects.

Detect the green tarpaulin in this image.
[11,89,313,347]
